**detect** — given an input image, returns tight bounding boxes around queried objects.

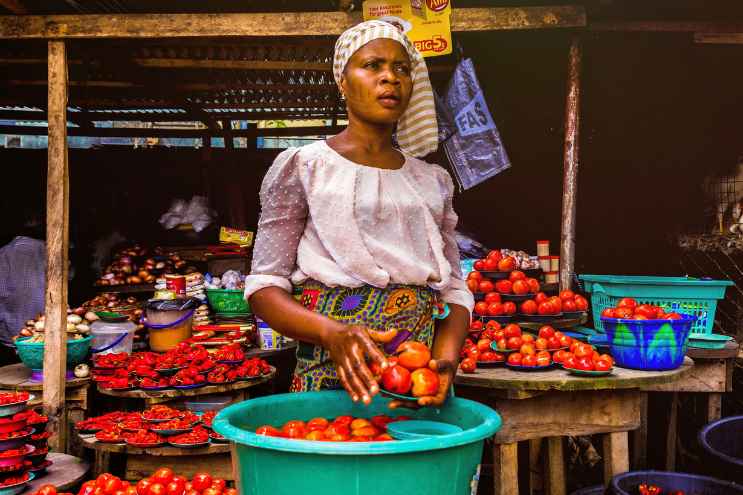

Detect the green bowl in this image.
[206,289,250,314]
[15,335,93,370]
[687,333,732,350]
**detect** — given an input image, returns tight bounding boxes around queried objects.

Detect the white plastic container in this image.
[90,319,137,355]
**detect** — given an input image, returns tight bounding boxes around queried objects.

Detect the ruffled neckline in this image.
[320,140,408,173]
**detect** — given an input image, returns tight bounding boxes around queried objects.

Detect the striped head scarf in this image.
[333,20,438,158]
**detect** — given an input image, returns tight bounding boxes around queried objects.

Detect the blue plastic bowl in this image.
[600,314,694,371]
[699,415,743,483]
[611,470,743,495]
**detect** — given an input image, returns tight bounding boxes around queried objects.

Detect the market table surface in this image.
[455,357,694,495]
[0,363,90,390]
[27,453,90,492]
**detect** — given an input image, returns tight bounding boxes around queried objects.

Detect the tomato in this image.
[497,256,517,272]
[333,415,353,426]
[520,300,537,315]
[553,350,567,363]
[307,417,329,431]
[494,339,507,351]
[470,319,484,331]
[375,433,394,441]
[255,425,283,437]
[493,329,505,341]
[506,337,523,350]
[136,480,153,495]
[537,302,553,316]
[535,337,548,350]
[536,351,551,366]
[191,474,213,493]
[562,299,577,312]
[495,280,513,294]
[487,249,502,262]
[478,351,497,362]
[476,339,492,353]
[209,480,225,492]
[563,355,577,369]
[484,292,501,304]
[38,485,57,495]
[599,354,614,366]
[487,302,504,316]
[411,368,439,397]
[170,478,186,488]
[547,336,561,350]
[473,260,485,271]
[126,487,138,495]
[595,359,612,372]
[152,469,174,486]
[521,334,534,344]
[165,482,184,495]
[535,292,549,304]
[575,357,594,371]
[147,484,165,495]
[224,490,238,495]
[601,308,616,318]
[466,279,479,292]
[521,354,537,367]
[486,320,501,331]
[482,258,498,271]
[548,296,563,313]
[104,478,123,495]
[632,314,648,320]
[468,271,483,281]
[502,302,517,315]
[519,343,535,356]
[526,278,541,293]
[478,280,494,293]
[574,344,594,358]
[559,290,575,301]
[512,280,530,295]
[574,295,589,311]
[614,307,634,319]
[666,312,682,320]
[381,365,412,394]
[617,297,637,309]
[185,491,200,495]
[474,301,489,316]
[509,270,526,282]
[507,353,522,365]
[504,324,521,338]
[397,342,431,370]
[466,346,480,361]
[634,304,657,319]
[202,488,221,495]
[538,326,555,339]
[80,481,97,495]
[97,476,114,489]
[559,335,572,348]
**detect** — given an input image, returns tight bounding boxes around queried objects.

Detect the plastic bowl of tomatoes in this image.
[0,446,34,469]
[0,393,32,419]
[0,470,33,495]
[167,426,210,449]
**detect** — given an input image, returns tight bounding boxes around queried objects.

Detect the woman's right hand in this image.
[322,322,388,405]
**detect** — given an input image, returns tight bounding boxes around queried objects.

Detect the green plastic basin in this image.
[213,390,502,495]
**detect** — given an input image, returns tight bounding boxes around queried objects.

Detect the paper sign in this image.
[363,0,452,58]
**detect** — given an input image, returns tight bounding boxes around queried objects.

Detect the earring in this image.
[340,92,346,100]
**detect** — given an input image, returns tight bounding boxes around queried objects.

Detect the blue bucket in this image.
[600,314,694,370]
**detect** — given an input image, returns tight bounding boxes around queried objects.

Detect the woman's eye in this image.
[395,65,411,74]
[365,61,379,69]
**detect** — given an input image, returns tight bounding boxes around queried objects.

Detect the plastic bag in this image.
[158,196,216,233]
[439,58,510,191]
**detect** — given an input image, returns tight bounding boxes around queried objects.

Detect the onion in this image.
[85,311,99,322]
[67,314,82,325]
[34,321,45,331]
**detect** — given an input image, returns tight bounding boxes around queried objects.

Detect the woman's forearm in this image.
[248,287,338,347]
[431,303,470,365]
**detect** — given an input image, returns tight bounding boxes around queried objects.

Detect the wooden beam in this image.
[603,432,630,486]
[0,6,586,39]
[43,39,69,453]
[0,109,346,122]
[0,124,344,138]
[0,0,28,14]
[694,33,743,44]
[590,21,743,33]
[559,36,581,291]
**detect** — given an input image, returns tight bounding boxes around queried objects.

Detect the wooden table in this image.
[455,358,693,495]
[27,453,90,492]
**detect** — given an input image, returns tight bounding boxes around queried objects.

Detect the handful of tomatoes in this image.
[601,297,682,320]
[375,342,439,397]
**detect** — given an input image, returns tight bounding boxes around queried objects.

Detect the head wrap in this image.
[333,20,438,158]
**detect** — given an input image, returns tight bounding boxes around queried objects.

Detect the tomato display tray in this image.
[26,460,51,474]
[478,271,510,280]
[167,441,210,449]
[150,427,193,437]
[505,362,556,372]
[209,433,229,444]
[139,385,172,392]
[562,311,587,319]
[517,314,563,323]
[566,368,613,377]
[94,437,125,444]
[499,293,536,302]
[378,389,417,402]
[0,471,33,495]
[154,367,185,376]
[476,360,505,368]
[488,342,518,354]
[0,429,33,451]
[172,383,207,390]
[206,380,237,386]
[0,398,32,419]
[0,445,34,468]
[216,359,243,365]
[0,419,27,435]
[0,464,24,475]
[125,441,166,448]
[480,315,513,324]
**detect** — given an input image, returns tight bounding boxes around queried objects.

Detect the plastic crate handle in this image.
[592,282,606,294]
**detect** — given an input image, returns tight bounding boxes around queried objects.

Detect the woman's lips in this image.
[378,95,401,108]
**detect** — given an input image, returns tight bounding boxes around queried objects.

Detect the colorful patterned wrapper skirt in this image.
[290,280,437,392]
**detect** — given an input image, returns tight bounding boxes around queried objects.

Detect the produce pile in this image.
[255,414,412,442]
[76,406,224,448]
[600,297,683,320]
[0,392,51,484]
[204,270,245,290]
[95,245,200,287]
[471,249,539,272]
[376,342,440,398]
[16,309,94,342]
[92,343,271,390]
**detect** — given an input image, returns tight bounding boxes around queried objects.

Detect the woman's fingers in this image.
[388,399,421,410]
[342,355,373,404]
[357,329,388,370]
[335,363,360,403]
[350,344,379,397]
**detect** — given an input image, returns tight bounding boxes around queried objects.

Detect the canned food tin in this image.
[165,274,186,296]
[536,240,550,257]
[549,256,560,272]
[545,271,559,284]
[538,256,551,272]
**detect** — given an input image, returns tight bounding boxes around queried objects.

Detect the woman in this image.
[245,20,474,408]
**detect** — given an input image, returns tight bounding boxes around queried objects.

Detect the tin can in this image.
[538,256,551,272]
[550,256,560,272]
[536,240,550,257]
[165,274,186,296]
[545,271,559,284]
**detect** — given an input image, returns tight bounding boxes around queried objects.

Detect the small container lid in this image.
[146,297,200,312]
[538,255,551,259]
[550,255,560,259]
[91,319,137,334]
[536,240,550,244]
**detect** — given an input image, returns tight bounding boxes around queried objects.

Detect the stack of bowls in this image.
[0,392,36,493]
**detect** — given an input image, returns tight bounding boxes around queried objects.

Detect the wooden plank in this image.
[545,437,566,495]
[0,363,90,390]
[134,59,331,71]
[665,393,678,471]
[603,432,629,486]
[631,393,648,470]
[707,393,723,422]
[230,443,241,493]
[0,125,344,138]
[493,390,642,444]
[0,6,586,39]
[686,341,739,360]
[590,21,743,33]
[126,453,233,481]
[27,453,89,492]
[559,36,581,291]
[43,39,69,454]
[494,442,519,495]
[0,0,28,14]
[641,360,726,393]
[528,438,543,495]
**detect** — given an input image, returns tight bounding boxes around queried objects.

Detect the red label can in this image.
[165,274,186,296]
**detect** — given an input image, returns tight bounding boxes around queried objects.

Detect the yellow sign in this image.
[363,0,452,58]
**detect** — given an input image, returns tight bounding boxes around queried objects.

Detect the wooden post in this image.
[603,432,629,486]
[494,442,519,495]
[631,393,648,470]
[559,36,581,291]
[545,437,566,495]
[44,39,69,453]
[665,392,679,471]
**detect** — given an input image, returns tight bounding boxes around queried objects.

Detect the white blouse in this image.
[244,140,474,314]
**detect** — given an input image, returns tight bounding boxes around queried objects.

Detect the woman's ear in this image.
[338,75,347,99]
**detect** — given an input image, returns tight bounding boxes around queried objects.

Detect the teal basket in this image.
[15,335,92,370]
[579,274,733,334]
[206,289,250,314]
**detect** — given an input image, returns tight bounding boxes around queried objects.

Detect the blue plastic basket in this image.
[579,274,733,334]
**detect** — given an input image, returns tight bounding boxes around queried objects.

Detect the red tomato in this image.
[136,480,153,495]
[410,368,439,397]
[147,484,166,495]
[506,337,523,350]
[548,296,563,313]
[487,302,504,316]
[497,256,517,272]
[225,490,237,495]
[526,278,541,293]
[495,280,513,294]
[504,324,521,338]
[482,258,498,271]
[165,482,184,495]
[535,337,548,350]
[507,353,522,365]
[470,319,484,331]
[476,339,492,353]
[479,351,498,362]
[522,354,537,367]
[307,417,329,431]
[617,297,637,309]
[563,355,577,369]
[152,469,174,486]
[381,365,412,394]
[519,343,535,356]
[333,415,353,426]
[502,302,517,315]
[614,307,634,319]
[473,260,485,271]
[466,346,480,361]
[536,351,551,366]
[512,280,530,295]
[595,359,612,371]
[537,302,552,316]
[633,314,648,320]
[538,326,555,339]
[520,300,537,315]
[666,312,682,320]
[493,339,507,351]
[104,479,123,495]
[509,270,526,282]
[562,299,577,312]
[474,301,489,316]
[521,334,534,344]
[324,423,350,437]
[37,485,57,495]
[484,292,501,304]
[210,480,226,492]
[126,487,138,495]
[559,335,571,348]
[202,489,221,495]
[574,295,589,311]
[185,491,200,495]
[190,474,213,493]
[97,476,114,489]
[535,292,549,304]
[574,344,594,358]
[478,280,494,293]
[601,308,616,318]
[255,425,283,437]
[468,271,483,281]
[397,341,432,370]
[171,478,187,487]
[547,336,561,350]
[575,357,594,371]
[466,279,479,292]
[184,486,193,494]
[459,357,477,373]
[634,304,657,319]
[559,290,575,301]
[553,350,566,363]
[487,249,502,262]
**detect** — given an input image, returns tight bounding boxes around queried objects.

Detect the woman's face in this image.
[340,38,413,126]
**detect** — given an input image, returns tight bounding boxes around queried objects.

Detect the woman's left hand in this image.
[388,359,455,410]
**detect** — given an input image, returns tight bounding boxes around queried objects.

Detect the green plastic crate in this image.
[578,274,733,334]
[206,289,250,314]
